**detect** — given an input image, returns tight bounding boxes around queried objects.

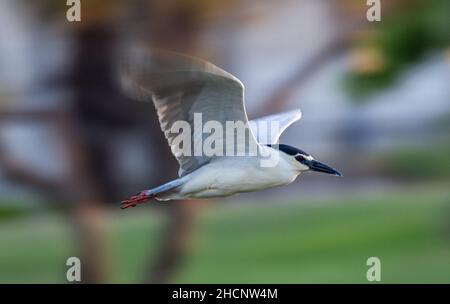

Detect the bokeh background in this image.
[0,0,449,283]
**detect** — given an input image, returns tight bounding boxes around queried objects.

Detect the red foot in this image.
[120,192,154,209]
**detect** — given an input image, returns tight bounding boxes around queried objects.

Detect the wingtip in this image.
[287,108,302,120]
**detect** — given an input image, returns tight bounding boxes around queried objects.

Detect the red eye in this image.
[295,155,306,162]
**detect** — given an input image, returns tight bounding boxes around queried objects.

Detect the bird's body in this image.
[119,49,341,209]
[157,148,300,200]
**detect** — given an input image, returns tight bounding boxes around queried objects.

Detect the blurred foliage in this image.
[1,187,450,283]
[346,0,450,101]
[377,143,450,180]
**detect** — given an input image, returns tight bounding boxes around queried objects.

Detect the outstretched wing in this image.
[249,109,302,144]
[120,49,258,177]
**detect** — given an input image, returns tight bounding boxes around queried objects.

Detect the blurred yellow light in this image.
[350,46,386,74]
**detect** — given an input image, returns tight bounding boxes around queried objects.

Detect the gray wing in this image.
[120,49,258,177]
[249,109,302,144]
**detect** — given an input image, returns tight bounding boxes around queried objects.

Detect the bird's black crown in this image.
[266,144,310,156]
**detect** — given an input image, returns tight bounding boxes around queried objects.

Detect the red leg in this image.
[120,191,154,209]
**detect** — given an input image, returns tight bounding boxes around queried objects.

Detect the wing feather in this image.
[249,109,302,144]
[120,49,258,176]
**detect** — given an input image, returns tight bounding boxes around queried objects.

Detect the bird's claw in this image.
[120,191,153,209]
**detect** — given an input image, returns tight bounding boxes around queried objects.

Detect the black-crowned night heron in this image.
[120,50,341,209]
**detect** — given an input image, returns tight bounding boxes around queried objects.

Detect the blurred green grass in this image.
[377,143,450,180]
[0,185,449,283]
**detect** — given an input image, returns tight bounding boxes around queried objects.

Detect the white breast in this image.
[179,148,300,198]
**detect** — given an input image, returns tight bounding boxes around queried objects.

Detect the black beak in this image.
[305,160,342,177]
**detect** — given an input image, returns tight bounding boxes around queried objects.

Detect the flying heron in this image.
[120,50,341,209]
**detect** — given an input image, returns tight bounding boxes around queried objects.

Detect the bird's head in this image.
[271,144,342,176]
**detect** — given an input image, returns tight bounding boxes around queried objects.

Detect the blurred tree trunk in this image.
[140,0,204,284]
